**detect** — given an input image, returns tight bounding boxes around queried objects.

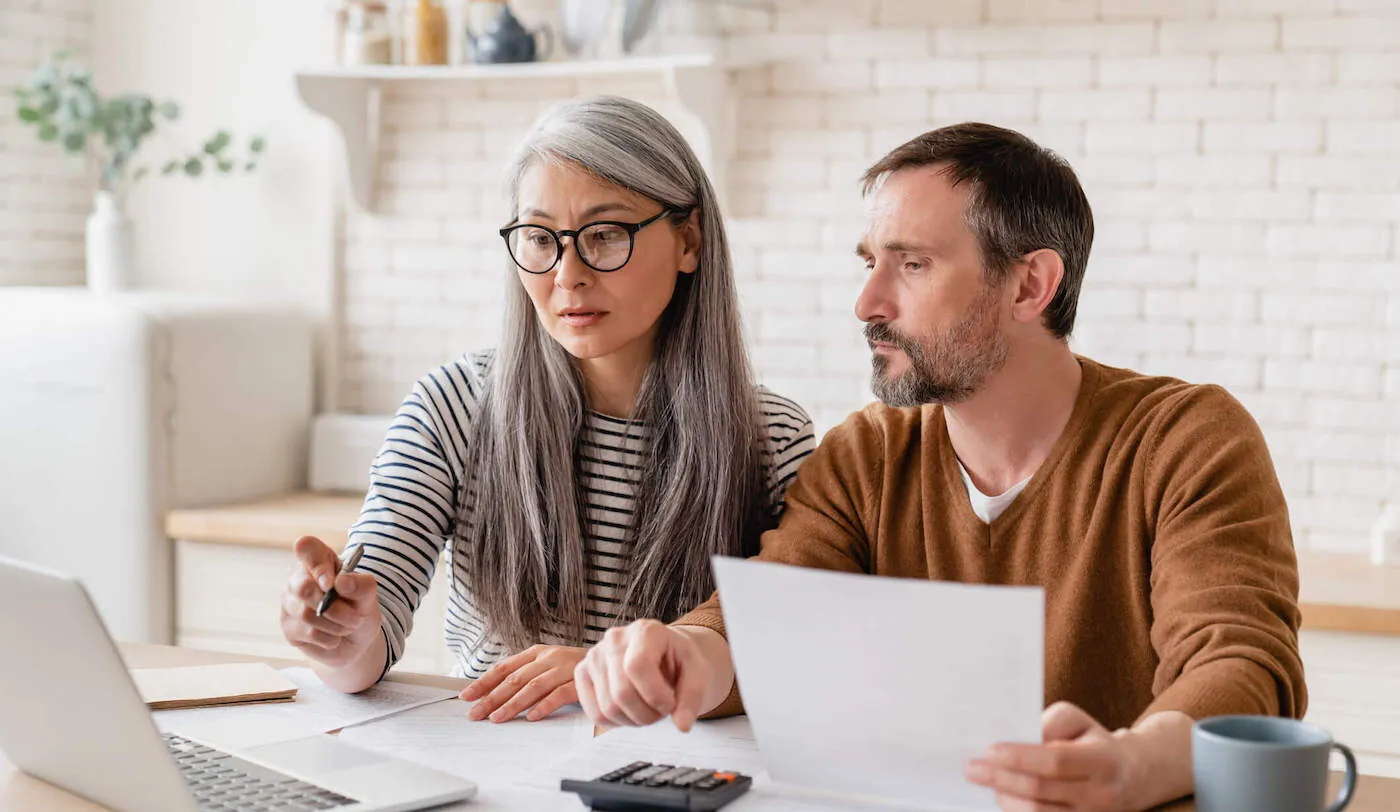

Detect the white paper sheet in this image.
[539,716,947,811]
[153,667,458,750]
[539,715,768,790]
[337,697,594,787]
[713,558,1045,812]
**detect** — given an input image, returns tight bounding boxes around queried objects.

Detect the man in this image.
[572,123,1305,811]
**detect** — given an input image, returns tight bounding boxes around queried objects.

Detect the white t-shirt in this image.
[956,459,1032,524]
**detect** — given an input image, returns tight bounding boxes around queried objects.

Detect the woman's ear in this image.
[679,208,702,275]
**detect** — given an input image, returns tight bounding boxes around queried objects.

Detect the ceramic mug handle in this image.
[1328,742,1358,812]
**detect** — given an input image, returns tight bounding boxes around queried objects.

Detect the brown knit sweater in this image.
[677,357,1307,729]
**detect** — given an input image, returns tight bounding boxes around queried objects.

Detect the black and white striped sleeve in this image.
[757,388,816,517]
[345,356,483,674]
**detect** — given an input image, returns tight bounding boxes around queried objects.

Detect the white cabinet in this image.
[0,289,313,644]
[1301,629,1400,779]
[168,494,455,676]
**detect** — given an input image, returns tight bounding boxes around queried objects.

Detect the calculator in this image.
[560,761,753,811]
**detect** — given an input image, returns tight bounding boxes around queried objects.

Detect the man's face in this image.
[855,165,1010,407]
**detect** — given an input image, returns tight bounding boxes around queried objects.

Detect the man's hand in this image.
[966,702,1129,811]
[965,703,1194,812]
[461,645,586,723]
[573,620,728,732]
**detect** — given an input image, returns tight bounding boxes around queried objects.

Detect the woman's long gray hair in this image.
[466,96,768,650]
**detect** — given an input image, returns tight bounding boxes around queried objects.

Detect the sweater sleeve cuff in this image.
[1139,658,1284,723]
[672,609,745,719]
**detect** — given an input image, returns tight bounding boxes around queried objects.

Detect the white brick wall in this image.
[0,0,93,286]
[337,0,1400,555]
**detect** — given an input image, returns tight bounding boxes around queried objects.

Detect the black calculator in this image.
[561,760,753,811]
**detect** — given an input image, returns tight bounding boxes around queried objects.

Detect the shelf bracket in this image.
[296,74,382,211]
[663,61,731,211]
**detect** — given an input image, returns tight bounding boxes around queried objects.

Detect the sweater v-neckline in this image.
[934,357,1102,533]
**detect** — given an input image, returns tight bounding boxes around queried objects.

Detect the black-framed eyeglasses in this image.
[499,207,692,275]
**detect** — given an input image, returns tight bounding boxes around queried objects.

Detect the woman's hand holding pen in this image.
[280,535,384,670]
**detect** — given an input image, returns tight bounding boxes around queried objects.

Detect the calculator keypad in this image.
[596,761,745,791]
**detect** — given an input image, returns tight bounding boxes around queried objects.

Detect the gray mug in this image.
[1193,715,1358,812]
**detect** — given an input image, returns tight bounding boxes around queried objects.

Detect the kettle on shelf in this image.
[465,2,553,64]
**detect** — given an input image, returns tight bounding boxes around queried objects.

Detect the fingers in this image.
[586,653,620,725]
[622,625,678,720]
[293,536,340,591]
[604,631,666,727]
[965,759,1085,807]
[575,660,601,722]
[988,792,1071,812]
[575,621,691,729]
[527,682,578,722]
[986,743,1109,782]
[467,659,551,721]
[280,586,365,649]
[333,572,380,612]
[287,623,340,652]
[288,566,323,604]
[486,664,574,723]
[669,639,709,733]
[462,646,539,702]
[1041,701,1098,743]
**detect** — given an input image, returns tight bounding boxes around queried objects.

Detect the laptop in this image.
[0,555,478,812]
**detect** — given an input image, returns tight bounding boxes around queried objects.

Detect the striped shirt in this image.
[346,351,816,679]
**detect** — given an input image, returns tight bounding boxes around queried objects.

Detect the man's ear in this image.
[679,209,702,275]
[1010,248,1064,324]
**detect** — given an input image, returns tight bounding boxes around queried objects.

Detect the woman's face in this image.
[511,161,699,364]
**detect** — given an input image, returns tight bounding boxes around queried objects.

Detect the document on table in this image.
[338,698,595,812]
[153,667,458,750]
[539,716,951,811]
[337,697,594,783]
[540,714,768,790]
[713,557,1045,812]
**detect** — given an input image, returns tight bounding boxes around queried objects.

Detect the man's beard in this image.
[865,283,1009,407]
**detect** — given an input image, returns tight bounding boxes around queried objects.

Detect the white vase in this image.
[85,191,135,294]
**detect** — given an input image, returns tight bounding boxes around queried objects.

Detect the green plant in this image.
[13,52,266,195]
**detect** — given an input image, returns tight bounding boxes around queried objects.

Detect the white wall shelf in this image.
[295,53,731,211]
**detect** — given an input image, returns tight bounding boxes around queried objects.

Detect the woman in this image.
[279,96,814,724]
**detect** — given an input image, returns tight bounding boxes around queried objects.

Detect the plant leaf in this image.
[159,101,179,120]
[38,122,59,141]
[61,131,85,152]
[184,157,203,177]
[203,130,231,155]
[18,107,40,123]
[249,136,266,154]
[216,159,234,172]
[244,162,257,172]
[162,160,180,175]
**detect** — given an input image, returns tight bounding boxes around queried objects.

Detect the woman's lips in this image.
[558,310,607,327]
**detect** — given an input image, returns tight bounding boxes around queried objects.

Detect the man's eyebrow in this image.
[882,240,933,254]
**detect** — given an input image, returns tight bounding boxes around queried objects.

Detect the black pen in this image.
[316,545,364,618]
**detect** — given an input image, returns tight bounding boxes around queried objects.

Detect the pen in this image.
[316,545,365,618]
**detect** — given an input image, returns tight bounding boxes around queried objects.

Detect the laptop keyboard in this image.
[164,733,358,811]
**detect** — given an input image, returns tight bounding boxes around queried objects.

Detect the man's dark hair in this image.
[861,122,1094,339]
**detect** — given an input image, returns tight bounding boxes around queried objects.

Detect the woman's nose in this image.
[553,237,593,290]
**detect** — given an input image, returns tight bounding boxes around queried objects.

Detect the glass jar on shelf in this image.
[402,0,449,66]
[341,1,393,66]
